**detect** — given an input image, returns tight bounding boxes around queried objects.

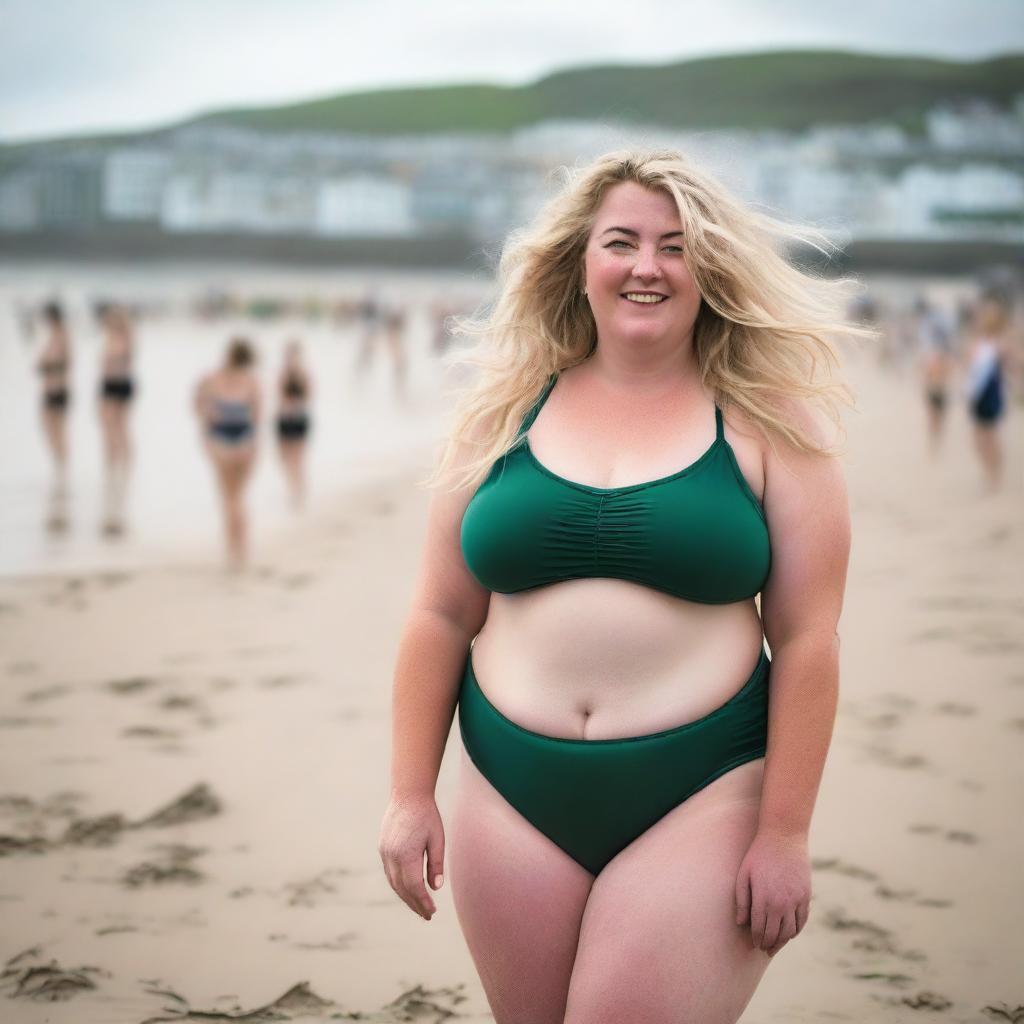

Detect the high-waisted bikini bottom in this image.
[458,648,770,875]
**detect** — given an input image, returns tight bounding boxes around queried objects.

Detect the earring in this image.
[581,287,588,297]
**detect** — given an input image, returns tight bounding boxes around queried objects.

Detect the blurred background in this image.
[1,0,1021,575]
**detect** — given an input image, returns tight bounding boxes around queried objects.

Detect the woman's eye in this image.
[607,240,630,248]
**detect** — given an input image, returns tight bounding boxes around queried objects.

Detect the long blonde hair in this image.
[426,148,876,493]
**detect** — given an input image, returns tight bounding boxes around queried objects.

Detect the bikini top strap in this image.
[714,405,724,442]
[516,373,559,440]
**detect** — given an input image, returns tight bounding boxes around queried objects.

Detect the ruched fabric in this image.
[460,373,771,604]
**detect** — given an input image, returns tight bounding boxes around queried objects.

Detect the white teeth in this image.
[623,293,666,304]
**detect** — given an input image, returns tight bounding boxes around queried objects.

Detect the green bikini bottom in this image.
[458,648,770,876]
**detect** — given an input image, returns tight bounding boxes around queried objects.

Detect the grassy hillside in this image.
[2,49,1021,155]
[189,49,1023,136]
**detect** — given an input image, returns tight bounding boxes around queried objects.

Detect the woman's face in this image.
[582,181,703,351]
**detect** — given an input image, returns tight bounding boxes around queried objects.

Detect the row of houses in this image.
[0,96,1021,242]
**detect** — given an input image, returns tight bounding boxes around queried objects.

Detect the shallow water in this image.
[0,262,488,577]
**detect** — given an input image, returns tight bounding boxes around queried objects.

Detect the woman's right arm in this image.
[379,449,491,922]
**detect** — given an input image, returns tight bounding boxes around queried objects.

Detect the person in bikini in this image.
[96,302,136,535]
[194,338,262,569]
[380,149,868,1023]
[275,339,312,510]
[36,300,72,532]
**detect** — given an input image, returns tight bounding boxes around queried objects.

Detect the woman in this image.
[97,303,136,535]
[913,296,956,457]
[963,290,1015,493]
[194,338,262,569]
[36,300,72,531]
[379,150,867,1024]
[275,339,312,510]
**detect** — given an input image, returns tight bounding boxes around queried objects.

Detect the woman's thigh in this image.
[565,759,771,1024]
[449,747,594,1024]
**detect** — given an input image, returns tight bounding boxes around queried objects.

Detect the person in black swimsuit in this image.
[36,301,72,532]
[276,339,313,510]
[194,338,262,569]
[96,303,136,536]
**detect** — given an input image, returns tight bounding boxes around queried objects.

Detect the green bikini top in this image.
[460,373,771,604]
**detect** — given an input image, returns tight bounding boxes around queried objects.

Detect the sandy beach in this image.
[1,334,1022,1023]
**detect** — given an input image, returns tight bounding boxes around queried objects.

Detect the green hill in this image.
[187,49,1023,136]
[3,49,1022,155]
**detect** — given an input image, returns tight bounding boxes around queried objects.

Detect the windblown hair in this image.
[426,148,876,494]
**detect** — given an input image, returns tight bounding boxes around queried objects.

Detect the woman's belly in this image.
[469,578,765,741]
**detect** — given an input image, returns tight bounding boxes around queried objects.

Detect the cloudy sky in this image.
[2,0,1022,143]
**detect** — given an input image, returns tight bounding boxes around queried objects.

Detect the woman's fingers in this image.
[734,864,751,926]
[759,905,783,951]
[399,854,435,919]
[795,900,810,935]
[766,909,798,957]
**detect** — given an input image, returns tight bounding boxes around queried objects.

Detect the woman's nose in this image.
[633,249,663,279]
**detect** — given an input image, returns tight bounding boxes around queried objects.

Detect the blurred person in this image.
[963,291,1015,493]
[379,149,869,1024]
[913,295,956,456]
[194,338,262,570]
[383,300,409,402]
[276,339,313,511]
[96,303,136,536]
[353,288,385,382]
[36,301,72,532]
[430,299,456,357]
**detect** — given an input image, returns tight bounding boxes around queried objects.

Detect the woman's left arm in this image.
[734,400,852,957]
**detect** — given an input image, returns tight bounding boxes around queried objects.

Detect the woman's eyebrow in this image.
[600,227,683,239]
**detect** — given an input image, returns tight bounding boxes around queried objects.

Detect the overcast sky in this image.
[2,0,1022,143]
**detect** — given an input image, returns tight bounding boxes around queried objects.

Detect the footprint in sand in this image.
[0,947,107,1002]
[148,979,475,1024]
[106,676,161,695]
[909,823,979,845]
[933,702,977,717]
[122,725,180,740]
[282,868,352,908]
[851,971,915,988]
[260,673,309,689]
[122,844,205,888]
[864,745,929,771]
[822,909,925,962]
[811,857,879,881]
[0,714,58,728]
[983,1004,1024,1023]
[879,694,918,711]
[909,625,958,644]
[21,684,70,703]
[898,991,953,1011]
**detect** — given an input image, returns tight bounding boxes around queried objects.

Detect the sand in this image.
[0,345,1021,1024]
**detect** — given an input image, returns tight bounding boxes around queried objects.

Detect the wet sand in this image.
[0,346,1021,1023]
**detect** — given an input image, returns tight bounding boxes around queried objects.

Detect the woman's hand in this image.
[378,792,445,921]
[734,830,811,956]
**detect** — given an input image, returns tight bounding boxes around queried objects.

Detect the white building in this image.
[315,174,415,236]
[0,172,39,230]
[103,149,172,220]
[161,171,317,233]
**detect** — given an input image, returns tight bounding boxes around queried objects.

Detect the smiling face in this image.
[582,180,703,354]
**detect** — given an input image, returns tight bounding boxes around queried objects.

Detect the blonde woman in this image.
[379,150,869,1024]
